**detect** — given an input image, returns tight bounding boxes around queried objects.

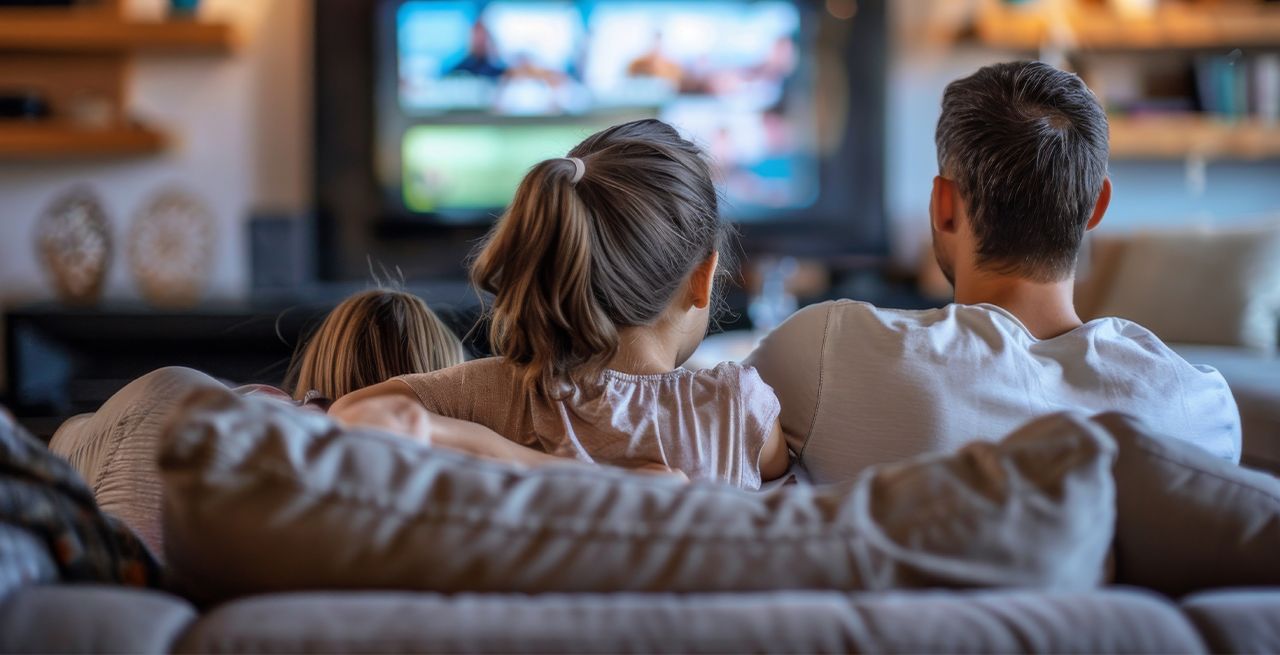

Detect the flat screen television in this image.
[315,0,885,281]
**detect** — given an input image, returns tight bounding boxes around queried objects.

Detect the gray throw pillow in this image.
[1100,412,1280,596]
[160,387,1117,603]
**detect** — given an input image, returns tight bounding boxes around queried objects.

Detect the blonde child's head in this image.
[472,119,730,396]
[287,289,464,400]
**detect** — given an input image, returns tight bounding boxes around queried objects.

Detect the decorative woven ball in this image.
[35,187,112,306]
[128,189,215,308]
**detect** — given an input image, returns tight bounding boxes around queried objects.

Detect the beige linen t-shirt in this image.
[396,358,780,489]
[745,300,1242,484]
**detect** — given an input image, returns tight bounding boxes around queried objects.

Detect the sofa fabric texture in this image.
[0,585,196,654]
[0,584,1221,655]
[48,366,228,557]
[0,408,160,589]
[172,588,1205,655]
[1095,224,1280,353]
[1099,413,1280,596]
[160,387,1117,602]
[1181,590,1280,654]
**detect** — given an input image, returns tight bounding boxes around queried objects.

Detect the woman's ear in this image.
[689,251,719,310]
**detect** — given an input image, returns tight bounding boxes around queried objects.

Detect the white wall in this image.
[0,0,311,306]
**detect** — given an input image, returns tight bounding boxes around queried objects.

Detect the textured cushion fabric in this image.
[843,588,1203,654]
[1173,344,1280,475]
[0,585,195,654]
[160,387,1117,602]
[173,589,1202,654]
[48,366,227,557]
[1181,590,1280,654]
[1099,412,1280,597]
[0,524,58,599]
[0,407,160,588]
[1095,224,1280,352]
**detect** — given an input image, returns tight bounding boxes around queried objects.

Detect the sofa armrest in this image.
[0,585,195,654]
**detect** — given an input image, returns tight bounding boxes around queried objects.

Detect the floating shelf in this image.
[977,3,1280,51]
[0,123,167,158]
[1109,115,1280,161]
[0,10,234,54]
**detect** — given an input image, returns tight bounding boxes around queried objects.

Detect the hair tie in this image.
[565,157,586,185]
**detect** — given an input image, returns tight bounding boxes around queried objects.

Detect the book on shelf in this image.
[1195,52,1280,122]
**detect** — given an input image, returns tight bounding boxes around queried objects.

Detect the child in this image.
[333,120,789,488]
[278,288,465,404]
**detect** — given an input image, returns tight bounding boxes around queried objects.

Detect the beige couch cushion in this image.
[0,585,195,654]
[1182,590,1280,654]
[172,589,1202,654]
[160,386,1117,602]
[1094,224,1280,352]
[1099,412,1280,596]
[48,366,226,557]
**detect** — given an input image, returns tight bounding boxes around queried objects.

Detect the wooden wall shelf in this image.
[0,11,234,54]
[977,3,1280,51]
[1109,116,1280,161]
[0,123,167,158]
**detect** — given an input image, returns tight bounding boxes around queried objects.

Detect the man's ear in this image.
[931,175,958,234]
[1085,177,1111,232]
[688,251,719,310]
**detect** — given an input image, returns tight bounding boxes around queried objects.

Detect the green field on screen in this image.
[402,125,599,213]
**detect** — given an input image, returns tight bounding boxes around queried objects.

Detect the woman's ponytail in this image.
[472,119,726,399]
[471,157,616,396]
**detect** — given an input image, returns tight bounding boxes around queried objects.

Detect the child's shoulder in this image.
[686,361,770,395]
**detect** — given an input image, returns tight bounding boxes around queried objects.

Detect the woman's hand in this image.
[329,394,433,445]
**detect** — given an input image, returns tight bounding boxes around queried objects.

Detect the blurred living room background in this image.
[1,0,1277,459]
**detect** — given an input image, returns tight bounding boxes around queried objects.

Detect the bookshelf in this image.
[0,122,166,158]
[0,3,233,159]
[1109,115,1280,160]
[976,2,1280,51]
[0,13,234,54]
[969,1,1280,162]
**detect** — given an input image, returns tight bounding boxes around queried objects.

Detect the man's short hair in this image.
[936,61,1109,282]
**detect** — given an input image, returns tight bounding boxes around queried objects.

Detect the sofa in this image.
[2,365,1279,653]
[1074,225,1280,475]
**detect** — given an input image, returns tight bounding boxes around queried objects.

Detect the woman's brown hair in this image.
[471,119,729,397]
[285,289,464,400]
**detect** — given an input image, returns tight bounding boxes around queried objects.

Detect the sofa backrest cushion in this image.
[1092,223,1280,352]
[48,366,227,558]
[1099,412,1280,596]
[159,387,1117,602]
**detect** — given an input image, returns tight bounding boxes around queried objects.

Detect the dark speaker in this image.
[248,214,313,298]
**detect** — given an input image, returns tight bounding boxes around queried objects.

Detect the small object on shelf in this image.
[35,186,112,306]
[128,188,215,308]
[168,0,200,19]
[0,90,50,120]
[68,92,114,128]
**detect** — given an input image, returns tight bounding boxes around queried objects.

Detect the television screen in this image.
[376,0,821,222]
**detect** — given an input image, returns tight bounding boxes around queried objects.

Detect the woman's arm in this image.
[330,381,570,467]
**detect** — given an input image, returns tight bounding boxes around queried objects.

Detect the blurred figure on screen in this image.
[449,21,506,78]
[627,32,683,87]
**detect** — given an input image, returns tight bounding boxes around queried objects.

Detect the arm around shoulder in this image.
[330,380,577,469]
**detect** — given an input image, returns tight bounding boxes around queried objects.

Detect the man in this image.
[745,61,1241,484]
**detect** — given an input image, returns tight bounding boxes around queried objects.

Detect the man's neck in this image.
[953,270,1083,340]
